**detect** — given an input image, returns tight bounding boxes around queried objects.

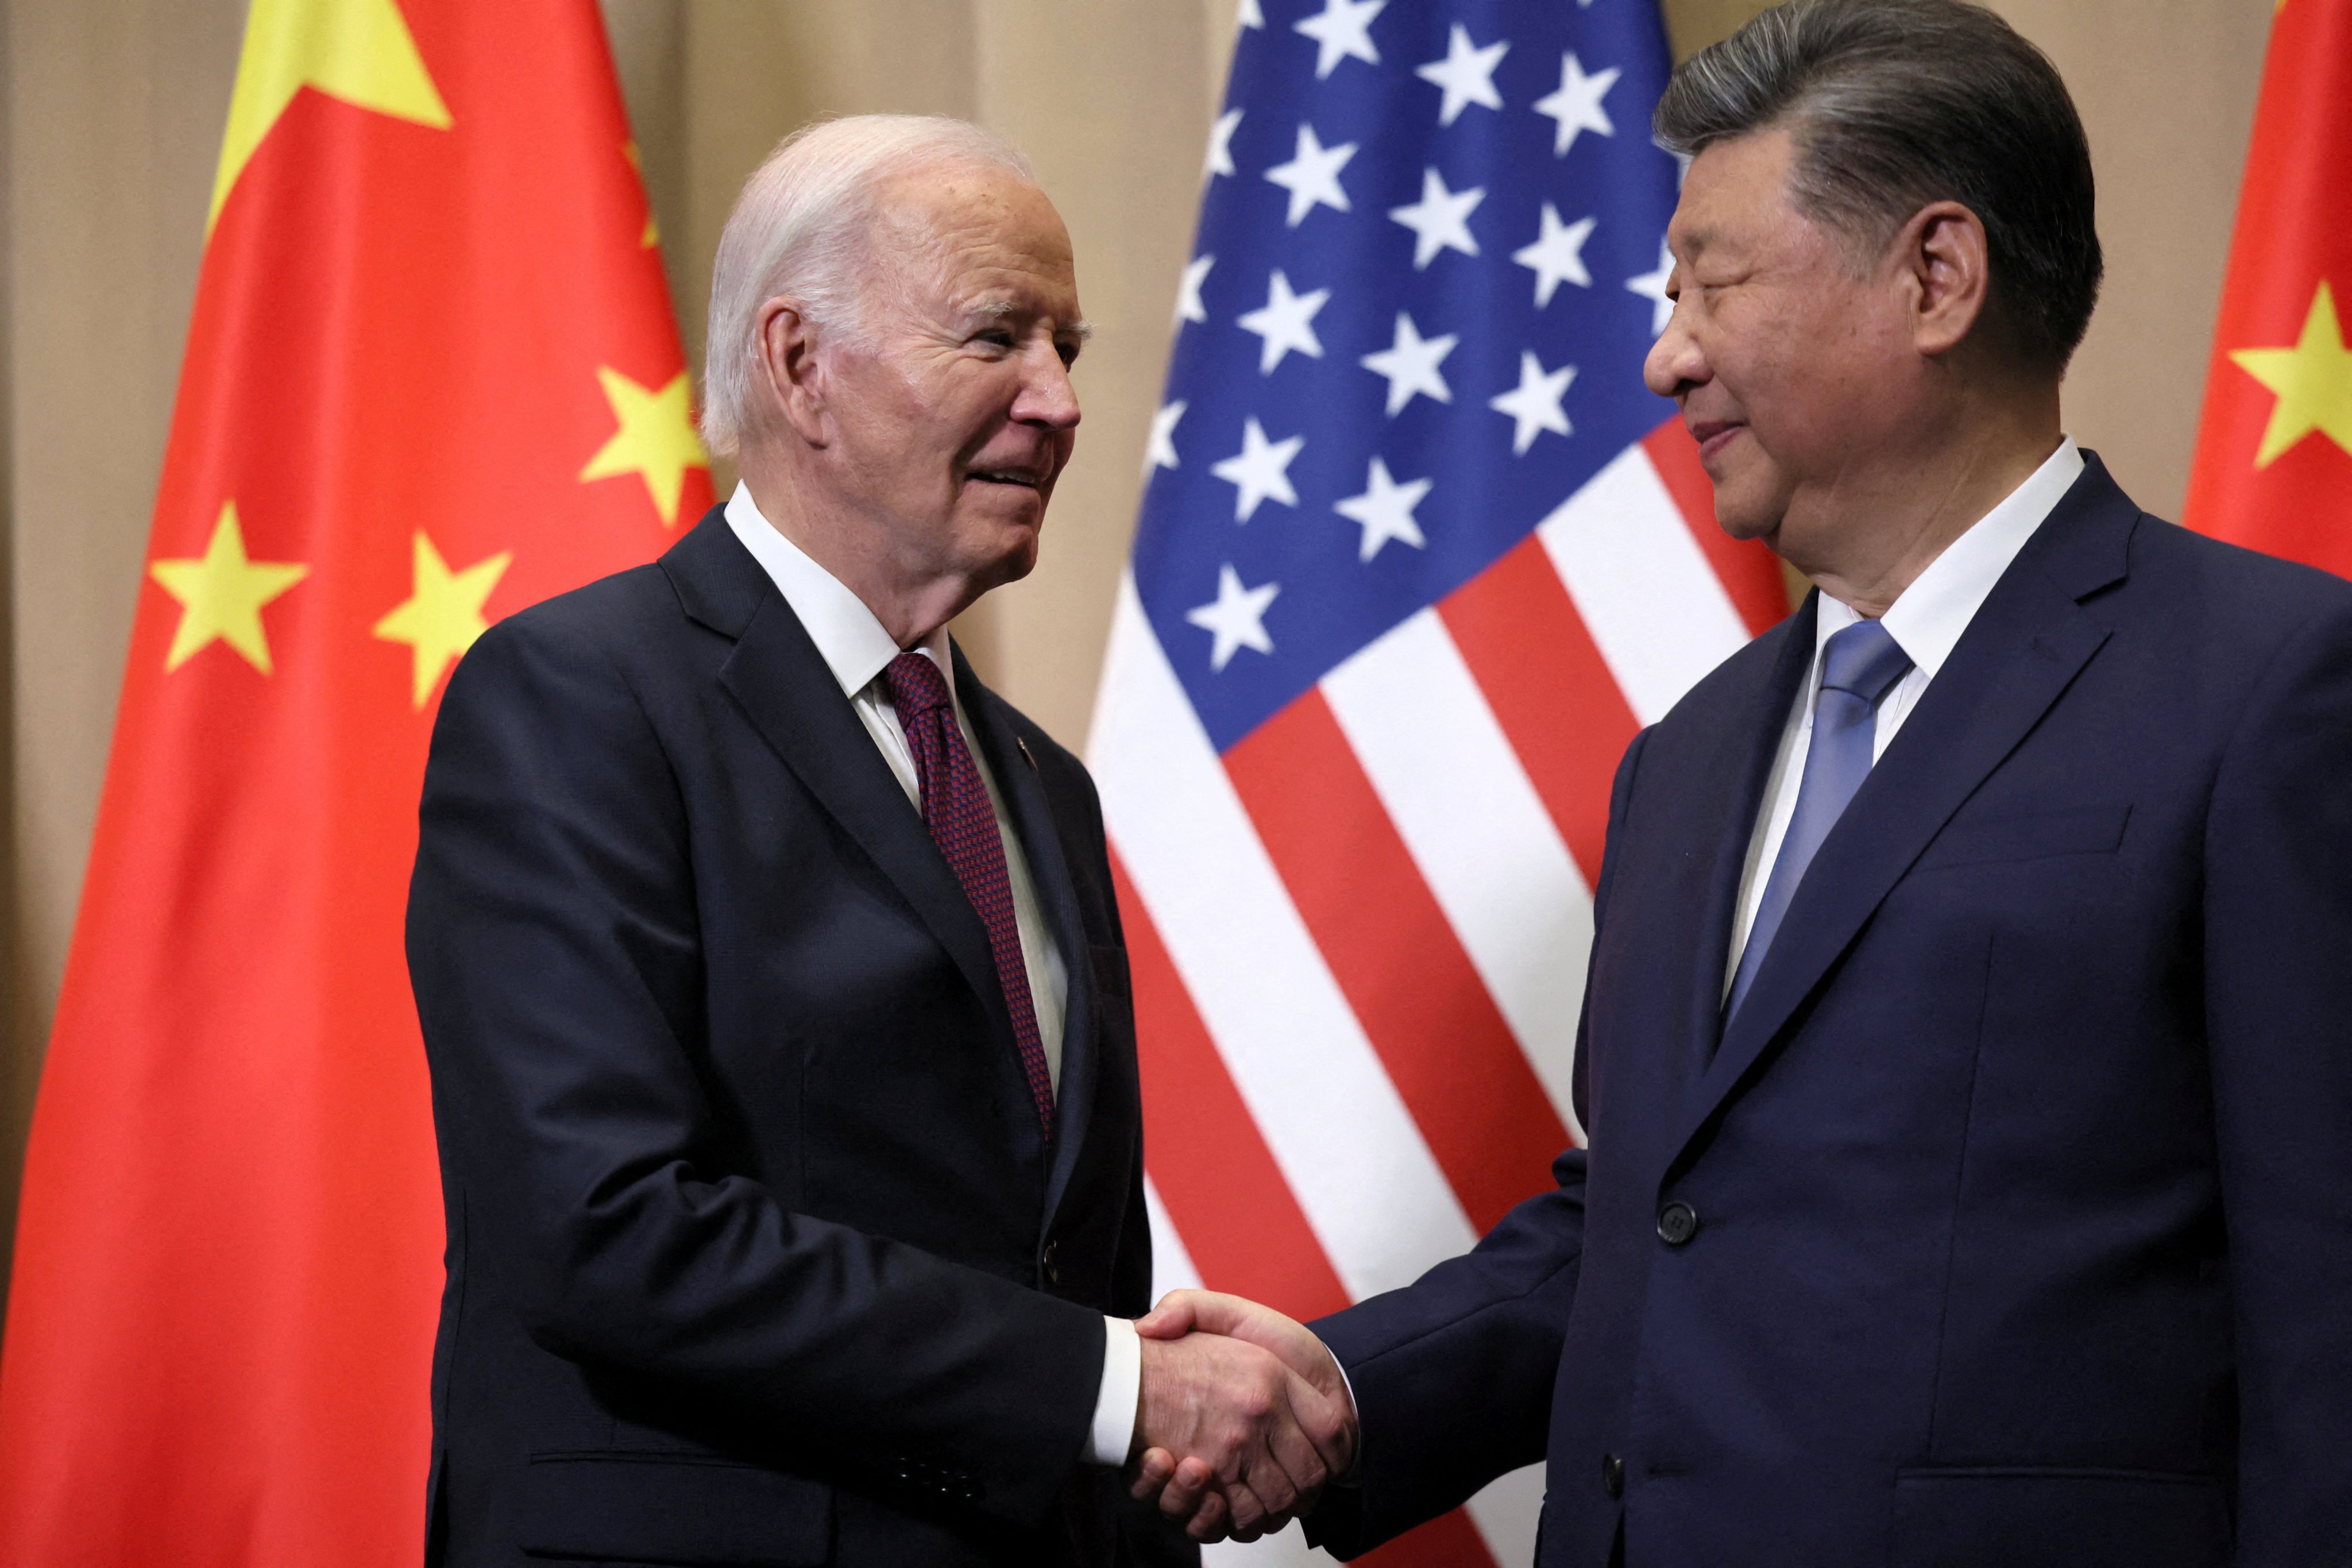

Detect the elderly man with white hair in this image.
[405,115,1348,1568]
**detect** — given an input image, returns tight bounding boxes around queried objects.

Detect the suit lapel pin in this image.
[1017,736,1038,772]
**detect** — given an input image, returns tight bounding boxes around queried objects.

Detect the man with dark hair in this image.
[1130,2,2352,1563]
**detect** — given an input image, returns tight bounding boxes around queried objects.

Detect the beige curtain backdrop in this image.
[0,0,2272,1289]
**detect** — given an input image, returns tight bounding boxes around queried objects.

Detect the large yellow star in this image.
[2229,280,2352,468]
[580,367,708,527]
[373,532,512,708]
[208,0,452,234]
[149,502,311,675]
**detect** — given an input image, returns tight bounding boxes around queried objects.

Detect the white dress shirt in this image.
[1725,439,2087,994]
[724,484,1140,1466]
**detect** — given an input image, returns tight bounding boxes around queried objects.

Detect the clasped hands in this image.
[1124,1291,1359,1542]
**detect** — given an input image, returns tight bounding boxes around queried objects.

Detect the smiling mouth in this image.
[969,466,1047,489]
[1688,420,1743,459]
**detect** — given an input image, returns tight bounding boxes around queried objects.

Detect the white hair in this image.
[699,114,1041,457]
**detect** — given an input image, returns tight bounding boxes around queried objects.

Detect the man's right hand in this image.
[1126,1292,1360,1540]
[1129,1324,1351,1541]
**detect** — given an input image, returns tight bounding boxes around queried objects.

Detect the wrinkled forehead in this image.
[868,161,1078,315]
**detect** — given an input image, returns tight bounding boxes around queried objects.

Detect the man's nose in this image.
[1642,306,1705,399]
[1014,344,1082,430]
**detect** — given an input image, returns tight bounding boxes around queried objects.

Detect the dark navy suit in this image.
[1305,458,2352,1566]
[408,511,1188,1566]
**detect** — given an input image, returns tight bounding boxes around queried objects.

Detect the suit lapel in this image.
[662,513,1020,1072]
[954,647,1099,1224]
[1669,463,2136,1171]
[1681,598,1820,1079]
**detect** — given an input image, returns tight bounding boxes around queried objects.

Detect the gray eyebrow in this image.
[968,300,1093,341]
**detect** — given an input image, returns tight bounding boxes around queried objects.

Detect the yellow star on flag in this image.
[373,532,512,708]
[580,367,708,527]
[2229,279,2352,468]
[208,0,453,234]
[149,502,311,675]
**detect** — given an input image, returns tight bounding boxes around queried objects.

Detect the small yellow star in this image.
[2229,279,2352,468]
[623,141,659,249]
[580,366,708,527]
[372,532,511,708]
[209,0,451,234]
[149,502,310,675]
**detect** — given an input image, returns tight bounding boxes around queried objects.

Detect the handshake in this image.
[1123,1291,1361,1543]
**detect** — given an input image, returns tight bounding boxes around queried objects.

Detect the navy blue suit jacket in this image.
[408,511,1190,1567]
[1305,458,2352,1566]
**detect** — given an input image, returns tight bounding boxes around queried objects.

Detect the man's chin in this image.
[967,530,1041,594]
[1700,473,1790,548]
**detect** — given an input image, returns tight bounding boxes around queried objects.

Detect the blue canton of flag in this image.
[1135,0,1682,752]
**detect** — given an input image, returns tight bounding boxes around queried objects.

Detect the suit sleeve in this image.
[2202,595,2352,1565]
[408,613,1101,1528]
[1304,727,1649,1557]
[1074,757,1157,1324]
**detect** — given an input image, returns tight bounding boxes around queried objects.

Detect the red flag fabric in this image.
[2184,0,2352,574]
[0,1,711,1561]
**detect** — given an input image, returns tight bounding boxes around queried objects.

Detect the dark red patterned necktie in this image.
[881,652,1055,1137]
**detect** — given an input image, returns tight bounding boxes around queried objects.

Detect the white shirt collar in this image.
[1815,437,2084,671]
[723,480,954,701]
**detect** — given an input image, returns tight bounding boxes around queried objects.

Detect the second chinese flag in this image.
[0,0,713,1562]
[2185,0,2352,575]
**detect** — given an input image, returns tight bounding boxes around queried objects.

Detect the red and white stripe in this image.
[1092,420,1785,1566]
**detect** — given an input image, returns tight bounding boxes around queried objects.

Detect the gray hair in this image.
[1655,0,2102,374]
[699,114,1040,457]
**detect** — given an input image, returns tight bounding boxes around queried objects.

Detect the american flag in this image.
[1087,2,1786,1561]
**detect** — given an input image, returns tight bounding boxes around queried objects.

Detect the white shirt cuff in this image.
[1327,1342,1364,1484]
[1086,1315,1143,1466]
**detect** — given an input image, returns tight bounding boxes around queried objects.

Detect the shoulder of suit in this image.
[2122,511,2352,616]
[2095,513,2352,689]
[476,561,687,661]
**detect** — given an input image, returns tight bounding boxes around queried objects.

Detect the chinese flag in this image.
[0,0,711,1562]
[2185,0,2352,576]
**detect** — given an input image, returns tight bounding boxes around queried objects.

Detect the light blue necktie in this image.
[1725,618,1914,1021]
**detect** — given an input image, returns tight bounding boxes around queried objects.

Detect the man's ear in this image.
[1902,199,1991,358]
[755,297,831,447]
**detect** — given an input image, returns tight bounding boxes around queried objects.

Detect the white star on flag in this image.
[1489,350,1577,454]
[1174,254,1214,326]
[1513,203,1597,307]
[1204,109,1242,181]
[1264,122,1358,227]
[1237,269,1331,374]
[1625,237,1675,335]
[1360,312,1457,415]
[1210,417,1305,520]
[1534,52,1620,157]
[1334,457,1432,561]
[1389,167,1484,270]
[1294,0,1385,80]
[1416,24,1509,126]
[1187,564,1280,670]
[1145,399,1186,475]
[1237,0,1263,30]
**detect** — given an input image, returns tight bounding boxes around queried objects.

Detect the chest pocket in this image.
[1920,804,2131,870]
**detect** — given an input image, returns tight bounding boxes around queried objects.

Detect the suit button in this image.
[1602,1453,1624,1498]
[1656,1201,1700,1246]
[1041,1239,1060,1286]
